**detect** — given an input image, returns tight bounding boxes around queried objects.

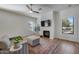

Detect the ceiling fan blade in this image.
[26,5,32,11]
[26,5,39,13]
[32,10,39,13]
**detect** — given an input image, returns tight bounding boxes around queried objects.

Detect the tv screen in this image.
[41,20,51,27]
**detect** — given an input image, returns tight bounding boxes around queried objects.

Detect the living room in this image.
[0,4,79,54]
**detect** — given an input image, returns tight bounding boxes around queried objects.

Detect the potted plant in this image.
[10,36,23,49]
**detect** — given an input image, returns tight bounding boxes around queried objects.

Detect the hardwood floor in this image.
[28,37,79,54]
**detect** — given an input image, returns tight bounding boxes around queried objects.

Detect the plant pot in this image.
[14,43,20,49]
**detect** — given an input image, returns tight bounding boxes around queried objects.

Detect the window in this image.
[28,21,40,32]
[62,16,74,34]
[28,21,35,32]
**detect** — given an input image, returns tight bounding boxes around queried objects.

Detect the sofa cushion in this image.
[0,42,7,50]
[0,34,10,48]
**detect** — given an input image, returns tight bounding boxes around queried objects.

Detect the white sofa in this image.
[0,34,28,54]
[0,34,10,48]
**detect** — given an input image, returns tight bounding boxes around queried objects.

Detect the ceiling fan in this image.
[26,4,42,13]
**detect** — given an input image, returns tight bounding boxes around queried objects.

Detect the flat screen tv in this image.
[41,20,51,27]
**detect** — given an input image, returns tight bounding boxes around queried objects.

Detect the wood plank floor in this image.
[28,38,79,54]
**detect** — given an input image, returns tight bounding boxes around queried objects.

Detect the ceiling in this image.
[32,4,79,11]
[0,4,79,17]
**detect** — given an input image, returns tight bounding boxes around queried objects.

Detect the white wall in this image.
[54,7,79,42]
[53,11,60,38]
[0,9,36,38]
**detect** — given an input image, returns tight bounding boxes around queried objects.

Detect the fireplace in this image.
[43,30,50,38]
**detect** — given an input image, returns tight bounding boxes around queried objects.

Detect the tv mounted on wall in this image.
[41,20,51,27]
